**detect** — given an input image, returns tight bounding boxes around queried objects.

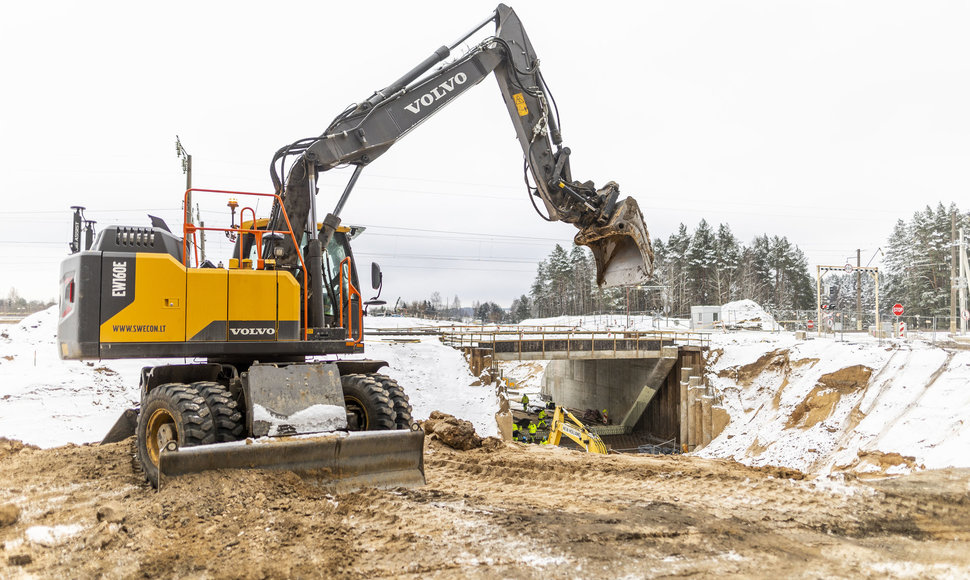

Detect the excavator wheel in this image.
[136,383,215,486]
[367,373,417,431]
[341,374,395,431]
[191,381,244,443]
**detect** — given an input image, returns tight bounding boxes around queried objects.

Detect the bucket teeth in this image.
[574,197,655,287]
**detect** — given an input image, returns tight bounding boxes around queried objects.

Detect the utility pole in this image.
[856,248,862,331]
[952,210,958,333]
[961,228,968,334]
[176,136,199,261]
[176,136,192,222]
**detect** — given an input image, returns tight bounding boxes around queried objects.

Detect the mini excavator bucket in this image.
[148,363,426,491]
[574,197,655,287]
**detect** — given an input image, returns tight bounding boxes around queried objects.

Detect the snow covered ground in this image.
[700,330,970,476]
[511,300,970,477]
[351,316,498,437]
[0,308,168,448]
[3,301,968,478]
[0,309,496,448]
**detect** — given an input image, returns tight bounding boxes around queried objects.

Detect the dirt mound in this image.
[817,365,872,392]
[421,411,483,450]
[786,365,873,429]
[0,438,37,461]
[838,451,925,479]
[787,386,842,429]
[719,349,790,385]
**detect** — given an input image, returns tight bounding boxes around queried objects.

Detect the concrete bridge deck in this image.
[368,324,712,445]
[440,329,709,361]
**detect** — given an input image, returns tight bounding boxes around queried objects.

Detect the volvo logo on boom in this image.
[403,72,467,114]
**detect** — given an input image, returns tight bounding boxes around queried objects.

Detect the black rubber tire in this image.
[341,374,395,431]
[368,373,417,431]
[136,383,215,487]
[191,381,244,443]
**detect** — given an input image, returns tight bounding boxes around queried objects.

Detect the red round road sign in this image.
[807,320,814,329]
[892,303,904,316]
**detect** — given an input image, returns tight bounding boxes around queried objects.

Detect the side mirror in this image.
[364,262,386,315]
[371,262,383,291]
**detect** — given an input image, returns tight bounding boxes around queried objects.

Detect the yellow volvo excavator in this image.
[58,4,651,489]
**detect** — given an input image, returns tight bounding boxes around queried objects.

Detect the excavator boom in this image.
[269,3,653,288]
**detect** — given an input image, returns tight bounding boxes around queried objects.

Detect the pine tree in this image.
[686,219,716,305]
[713,224,741,304]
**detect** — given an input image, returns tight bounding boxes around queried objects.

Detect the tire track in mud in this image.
[419,446,943,578]
[3,439,970,578]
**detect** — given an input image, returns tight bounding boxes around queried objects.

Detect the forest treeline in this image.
[382,203,970,323]
[522,220,815,321]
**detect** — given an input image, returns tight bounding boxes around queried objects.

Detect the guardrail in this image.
[439,328,710,358]
[364,324,577,336]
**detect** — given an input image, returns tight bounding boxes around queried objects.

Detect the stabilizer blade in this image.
[158,429,426,492]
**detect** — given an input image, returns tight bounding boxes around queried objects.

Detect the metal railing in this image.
[364,324,576,336]
[439,328,709,358]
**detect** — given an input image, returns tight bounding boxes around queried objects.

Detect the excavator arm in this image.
[269,4,654,315]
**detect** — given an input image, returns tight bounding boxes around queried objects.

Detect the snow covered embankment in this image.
[0,310,499,448]
[0,308,156,448]
[356,316,499,438]
[700,333,970,477]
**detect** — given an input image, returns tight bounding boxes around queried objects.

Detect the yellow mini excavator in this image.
[547,407,609,454]
[58,4,650,489]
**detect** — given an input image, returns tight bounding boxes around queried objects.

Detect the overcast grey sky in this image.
[2,0,968,305]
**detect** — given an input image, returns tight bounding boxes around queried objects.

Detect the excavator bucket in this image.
[158,430,426,491]
[574,197,655,287]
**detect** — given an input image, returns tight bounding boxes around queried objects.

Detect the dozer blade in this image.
[574,197,655,287]
[158,429,425,492]
[101,408,139,444]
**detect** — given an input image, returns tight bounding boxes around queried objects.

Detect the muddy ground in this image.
[1,436,969,579]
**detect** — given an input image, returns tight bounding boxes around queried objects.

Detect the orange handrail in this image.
[237,206,257,267]
[338,256,364,347]
[181,188,311,339]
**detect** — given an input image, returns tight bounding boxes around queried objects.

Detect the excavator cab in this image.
[232,218,365,325]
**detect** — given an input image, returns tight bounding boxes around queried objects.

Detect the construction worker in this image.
[537,408,546,422]
[528,421,538,443]
[511,423,519,441]
[521,393,529,410]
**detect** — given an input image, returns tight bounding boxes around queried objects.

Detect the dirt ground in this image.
[2,436,969,579]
